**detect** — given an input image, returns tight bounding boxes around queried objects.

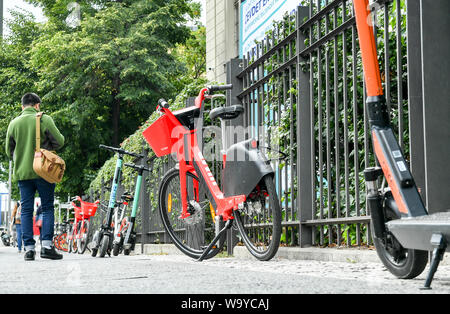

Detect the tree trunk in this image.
[112,97,120,147]
[112,76,121,147]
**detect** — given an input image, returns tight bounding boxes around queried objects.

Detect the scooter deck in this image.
[387,212,450,252]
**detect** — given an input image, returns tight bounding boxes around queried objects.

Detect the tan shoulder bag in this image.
[33,112,66,183]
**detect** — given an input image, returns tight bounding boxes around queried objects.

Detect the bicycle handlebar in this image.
[99,144,143,158]
[207,84,233,93]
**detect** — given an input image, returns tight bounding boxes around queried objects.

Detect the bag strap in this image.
[35,112,44,152]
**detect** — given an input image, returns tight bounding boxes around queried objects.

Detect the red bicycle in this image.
[68,197,99,254]
[143,85,281,261]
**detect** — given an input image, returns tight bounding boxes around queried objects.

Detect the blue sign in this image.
[240,0,299,58]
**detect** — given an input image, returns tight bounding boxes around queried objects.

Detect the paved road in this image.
[0,246,449,294]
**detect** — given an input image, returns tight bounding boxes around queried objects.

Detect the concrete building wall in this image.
[206,0,240,83]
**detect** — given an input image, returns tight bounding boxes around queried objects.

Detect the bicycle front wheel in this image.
[59,233,69,252]
[69,224,78,254]
[234,174,281,261]
[78,220,90,254]
[53,235,60,250]
[159,168,225,260]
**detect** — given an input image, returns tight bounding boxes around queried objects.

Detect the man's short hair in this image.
[21,93,41,107]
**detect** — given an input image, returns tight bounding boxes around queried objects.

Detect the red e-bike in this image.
[354,0,450,288]
[143,85,282,261]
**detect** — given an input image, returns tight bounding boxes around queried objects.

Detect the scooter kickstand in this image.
[197,219,233,262]
[421,234,447,290]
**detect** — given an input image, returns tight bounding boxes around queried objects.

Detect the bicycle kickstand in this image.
[197,219,233,262]
[421,234,447,290]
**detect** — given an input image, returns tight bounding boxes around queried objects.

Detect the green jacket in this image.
[6,107,65,181]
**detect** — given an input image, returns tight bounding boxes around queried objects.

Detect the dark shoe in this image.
[40,247,63,260]
[24,250,36,261]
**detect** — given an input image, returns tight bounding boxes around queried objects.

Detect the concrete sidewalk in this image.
[0,245,449,294]
[135,243,450,265]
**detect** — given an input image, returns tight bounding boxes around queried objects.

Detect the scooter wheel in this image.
[112,243,120,256]
[99,234,110,258]
[372,198,428,279]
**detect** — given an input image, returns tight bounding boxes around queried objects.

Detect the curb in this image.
[234,246,382,263]
[133,244,450,265]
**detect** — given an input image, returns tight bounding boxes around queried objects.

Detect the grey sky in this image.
[3,0,46,33]
[2,0,206,33]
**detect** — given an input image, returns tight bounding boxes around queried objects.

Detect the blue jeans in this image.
[18,179,55,250]
[15,224,23,251]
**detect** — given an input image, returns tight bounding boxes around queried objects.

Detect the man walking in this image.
[5,93,65,261]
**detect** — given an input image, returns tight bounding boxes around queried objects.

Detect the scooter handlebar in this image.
[99,145,143,159]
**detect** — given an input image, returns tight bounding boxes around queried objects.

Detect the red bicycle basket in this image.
[73,201,98,220]
[80,201,98,218]
[143,115,179,157]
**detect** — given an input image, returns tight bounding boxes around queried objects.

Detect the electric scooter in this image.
[354,0,450,289]
[90,145,144,258]
[112,158,155,256]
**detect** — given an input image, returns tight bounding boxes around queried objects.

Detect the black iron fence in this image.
[88,0,420,251]
[233,0,412,248]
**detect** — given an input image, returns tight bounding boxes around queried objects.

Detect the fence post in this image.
[296,6,313,247]
[406,0,426,204]
[225,58,244,256]
[418,0,450,213]
[140,141,151,253]
[186,97,196,108]
[100,178,105,223]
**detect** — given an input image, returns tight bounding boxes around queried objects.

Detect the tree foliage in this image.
[89,25,208,197]
[0,0,202,199]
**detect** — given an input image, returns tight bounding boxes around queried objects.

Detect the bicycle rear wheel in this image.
[159,168,225,260]
[234,174,281,261]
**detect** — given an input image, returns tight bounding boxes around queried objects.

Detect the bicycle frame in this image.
[70,201,87,247]
[113,200,127,239]
[158,89,246,222]
[68,203,81,246]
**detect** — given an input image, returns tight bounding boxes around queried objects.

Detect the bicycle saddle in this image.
[209,105,244,121]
